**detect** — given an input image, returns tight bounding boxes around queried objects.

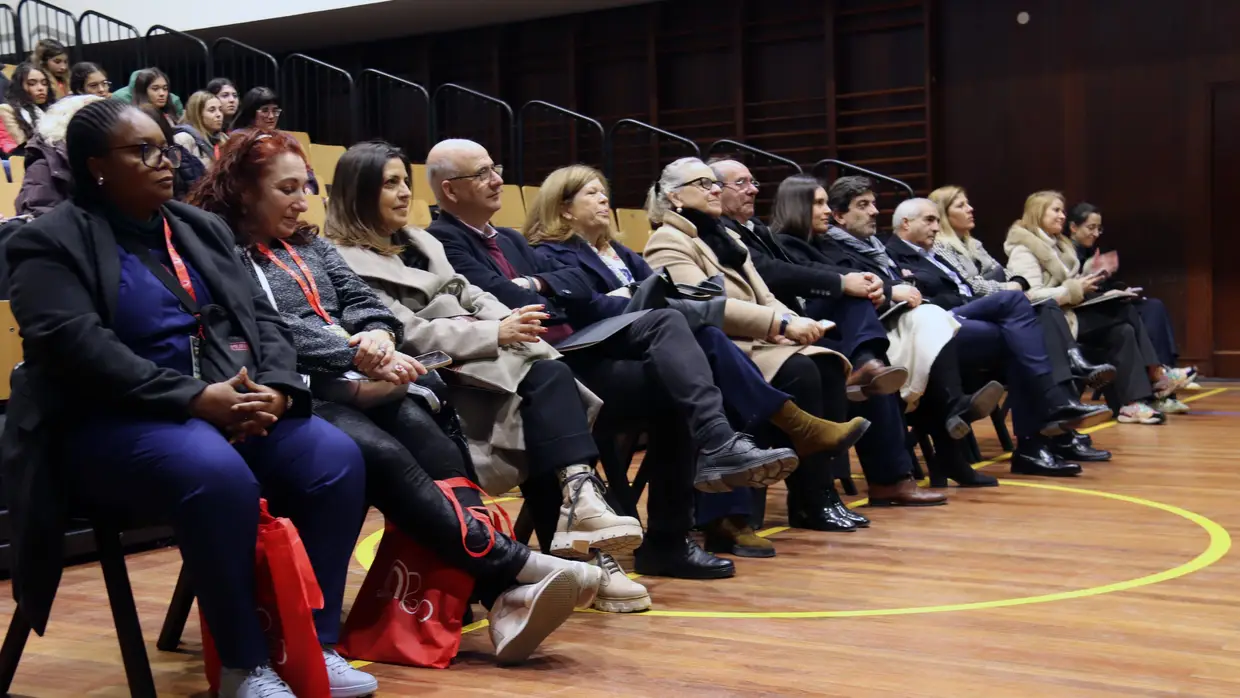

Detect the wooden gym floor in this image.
[4,384,1240,696]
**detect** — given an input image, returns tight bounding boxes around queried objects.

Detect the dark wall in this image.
[937,0,1240,373]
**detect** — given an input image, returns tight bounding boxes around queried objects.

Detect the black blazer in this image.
[884,236,973,310]
[427,211,612,327]
[724,217,844,314]
[2,199,309,634]
[533,236,651,299]
[778,230,908,312]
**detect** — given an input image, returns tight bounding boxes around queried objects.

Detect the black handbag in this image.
[116,235,256,384]
[625,267,727,332]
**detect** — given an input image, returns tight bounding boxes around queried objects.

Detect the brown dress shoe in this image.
[867,477,948,507]
[846,360,908,402]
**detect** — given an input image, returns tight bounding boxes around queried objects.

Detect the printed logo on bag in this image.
[381,560,435,621]
[258,606,289,665]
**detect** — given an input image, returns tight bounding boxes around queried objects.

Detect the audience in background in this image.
[206,77,240,121]
[29,39,69,99]
[136,104,202,199]
[0,62,55,155]
[230,86,282,132]
[5,99,368,698]
[1067,201,1194,415]
[16,94,103,217]
[114,67,184,122]
[69,61,110,97]
[175,90,226,167]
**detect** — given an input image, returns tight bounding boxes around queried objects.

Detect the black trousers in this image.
[316,397,529,607]
[1076,302,1159,408]
[1037,304,1078,386]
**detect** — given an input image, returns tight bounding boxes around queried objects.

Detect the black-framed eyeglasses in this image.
[110,142,182,169]
[446,164,503,183]
[723,178,760,190]
[675,177,721,191]
[258,106,282,117]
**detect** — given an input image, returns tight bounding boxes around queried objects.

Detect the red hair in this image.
[186,128,314,246]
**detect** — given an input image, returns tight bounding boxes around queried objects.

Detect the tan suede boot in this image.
[550,465,644,559]
[769,401,871,457]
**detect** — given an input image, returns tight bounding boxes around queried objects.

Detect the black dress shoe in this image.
[1040,400,1111,435]
[945,380,1005,439]
[787,494,857,532]
[1050,433,1111,462]
[1068,348,1117,389]
[1011,443,1082,477]
[695,434,799,493]
[826,489,870,527]
[1073,430,1094,448]
[929,462,1000,488]
[634,535,735,579]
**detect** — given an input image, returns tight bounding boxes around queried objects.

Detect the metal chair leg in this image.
[992,406,1014,453]
[0,607,32,693]
[95,526,156,698]
[157,564,194,652]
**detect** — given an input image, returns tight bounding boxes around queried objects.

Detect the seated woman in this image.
[1004,191,1188,425]
[644,157,947,514]
[188,130,604,661]
[29,39,69,99]
[4,100,375,698]
[69,61,110,97]
[229,86,318,194]
[1067,201,1194,414]
[130,68,178,126]
[928,185,1117,462]
[16,94,102,217]
[137,104,204,199]
[175,90,226,168]
[0,62,55,155]
[524,165,873,548]
[206,77,240,124]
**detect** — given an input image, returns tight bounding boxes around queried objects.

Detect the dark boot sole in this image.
[1079,366,1117,389]
[633,560,737,580]
[702,537,777,558]
[1010,465,1082,477]
[846,367,908,402]
[866,498,949,507]
[694,452,799,494]
[1040,408,1113,436]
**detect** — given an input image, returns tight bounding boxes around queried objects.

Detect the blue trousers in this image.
[1136,297,1178,366]
[62,415,366,671]
[952,291,1054,437]
[806,294,890,361]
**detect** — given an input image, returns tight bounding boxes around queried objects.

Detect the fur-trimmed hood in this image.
[1003,224,1079,285]
[35,94,104,145]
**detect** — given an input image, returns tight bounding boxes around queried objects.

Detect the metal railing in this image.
[75,10,141,81]
[810,158,915,199]
[143,25,210,109]
[355,69,430,161]
[516,100,605,187]
[431,83,515,180]
[604,118,700,207]
[0,4,20,65]
[16,0,72,56]
[211,37,278,99]
[280,53,353,146]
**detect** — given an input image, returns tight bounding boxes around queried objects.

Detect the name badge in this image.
[190,335,202,380]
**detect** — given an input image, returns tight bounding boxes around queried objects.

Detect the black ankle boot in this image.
[787,491,856,532]
[1068,348,1117,389]
[825,489,870,527]
[634,535,735,579]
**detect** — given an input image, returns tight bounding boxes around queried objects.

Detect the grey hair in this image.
[645,156,706,225]
[892,197,936,231]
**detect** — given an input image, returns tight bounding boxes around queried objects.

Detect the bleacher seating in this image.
[308,144,346,190]
[407,199,432,229]
[491,184,526,230]
[615,208,652,252]
[410,163,432,205]
[8,156,23,185]
[521,185,540,214]
[303,194,327,228]
[286,130,312,153]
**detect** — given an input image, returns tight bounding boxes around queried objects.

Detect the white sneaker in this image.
[218,664,294,698]
[550,465,644,559]
[323,648,378,697]
[1118,402,1166,425]
[1154,397,1190,414]
[591,551,652,613]
[490,569,579,666]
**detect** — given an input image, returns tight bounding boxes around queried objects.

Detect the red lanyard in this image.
[255,239,333,324]
[163,219,197,303]
[213,143,220,160]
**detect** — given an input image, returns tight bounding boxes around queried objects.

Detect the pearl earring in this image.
[675,205,682,213]
[96,176,104,185]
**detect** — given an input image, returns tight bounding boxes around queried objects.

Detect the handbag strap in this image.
[435,477,513,559]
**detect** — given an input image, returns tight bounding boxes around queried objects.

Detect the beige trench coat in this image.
[1003,224,1084,337]
[334,226,601,495]
[643,210,849,381]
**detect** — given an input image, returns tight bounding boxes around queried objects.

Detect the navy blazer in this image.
[723,216,844,314]
[778,230,906,312]
[884,236,972,310]
[427,211,608,327]
[533,236,650,320]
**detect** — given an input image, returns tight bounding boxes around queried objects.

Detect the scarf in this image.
[679,207,749,273]
[824,224,896,275]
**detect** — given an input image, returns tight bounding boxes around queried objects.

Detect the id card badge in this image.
[325,324,350,339]
[190,335,202,380]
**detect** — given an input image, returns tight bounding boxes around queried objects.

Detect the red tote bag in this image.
[203,499,332,697]
[338,477,512,669]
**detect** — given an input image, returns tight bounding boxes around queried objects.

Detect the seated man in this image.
[423,138,799,581]
[884,196,1112,477]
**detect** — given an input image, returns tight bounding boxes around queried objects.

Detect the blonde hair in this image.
[929,185,969,255]
[1016,190,1066,237]
[645,156,705,225]
[523,164,614,247]
[181,90,221,139]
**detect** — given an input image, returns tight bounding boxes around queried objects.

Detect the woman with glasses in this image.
[644,157,947,519]
[0,62,55,155]
[4,100,372,698]
[1066,201,1194,414]
[229,87,320,195]
[69,62,111,97]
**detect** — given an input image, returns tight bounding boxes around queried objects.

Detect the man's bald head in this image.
[709,158,758,223]
[426,138,503,222]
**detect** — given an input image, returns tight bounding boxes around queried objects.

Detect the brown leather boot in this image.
[868,477,948,507]
[846,360,908,402]
[703,516,776,558]
[769,401,871,457]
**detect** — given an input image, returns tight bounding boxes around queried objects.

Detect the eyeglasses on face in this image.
[446,164,503,182]
[722,178,760,190]
[676,177,722,191]
[110,142,183,169]
[258,106,282,117]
